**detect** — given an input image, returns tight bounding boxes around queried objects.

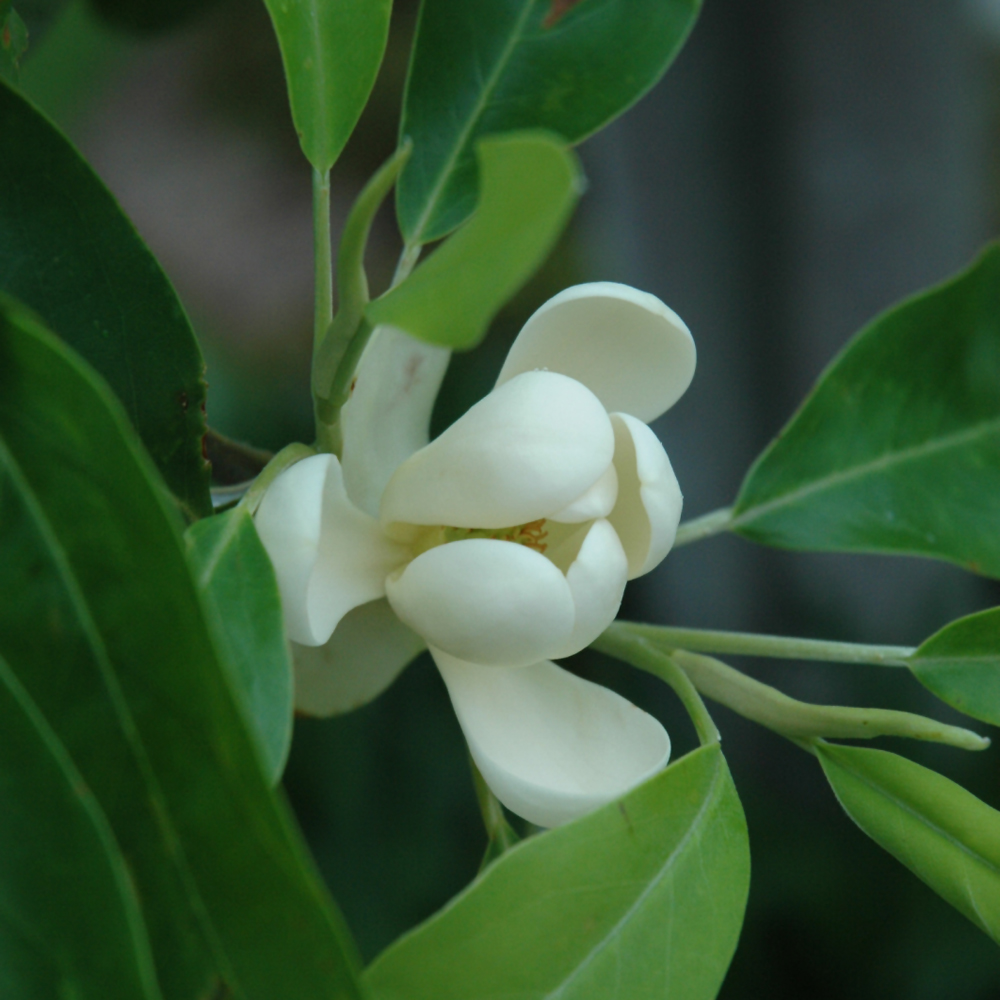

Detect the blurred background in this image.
[16,0,1000,995]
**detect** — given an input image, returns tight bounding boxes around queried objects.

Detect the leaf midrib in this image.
[192,509,244,590]
[830,751,1000,879]
[0,650,163,1000]
[405,0,537,245]
[544,752,724,999]
[734,416,1000,529]
[912,654,1000,667]
[0,435,234,987]
[305,0,332,164]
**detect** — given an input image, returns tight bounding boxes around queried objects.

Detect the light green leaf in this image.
[818,743,1000,943]
[366,743,749,1000]
[909,607,1000,727]
[186,506,294,786]
[398,0,700,244]
[731,243,1000,578]
[0,296,364,1000]
[367,132,579,350]
[0,653,161,1000]
[263,0,392,171]
[0,79,211,519]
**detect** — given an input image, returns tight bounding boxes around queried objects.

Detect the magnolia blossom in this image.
[255,283,696,828]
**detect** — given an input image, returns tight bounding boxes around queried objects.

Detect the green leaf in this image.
[0,3,28,83]
[87,0,219,33]
[397,0,701,244]
[186,507,294,786]
[367,132,579,350]
[262,0,392,171]
[366,744,749,1000]
[0,653,161,1000]
[731,243,1000,577]
[818,743,1000,944]
[0,79,211,519]
[909,607,1000,727]
[0,296,364,999]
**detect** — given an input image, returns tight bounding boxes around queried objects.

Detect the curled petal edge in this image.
[497,282,696,423]
[608,413,683,580]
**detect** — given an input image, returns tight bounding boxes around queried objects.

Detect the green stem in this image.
[312,143,412,406]
[470,756,520,869]
[593,629,720,746]
[621,621,914,667]
[658,641,988,751]
[314,318,375,456]
[673,506,734,547]
[312,167,333,358]
[236,442,316,516]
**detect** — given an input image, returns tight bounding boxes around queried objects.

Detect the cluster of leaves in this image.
[1,0,1000,997]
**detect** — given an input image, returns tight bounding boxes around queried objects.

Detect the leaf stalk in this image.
[621,621,914,667]
[672,506,734,547]
[599,623,988,752]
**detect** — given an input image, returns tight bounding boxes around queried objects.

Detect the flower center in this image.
[411,519,550,558]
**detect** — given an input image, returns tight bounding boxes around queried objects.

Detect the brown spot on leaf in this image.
[618,800,635,834]
[543,0,584,28]
[2,23,10,49]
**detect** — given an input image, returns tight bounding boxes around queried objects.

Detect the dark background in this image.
[20,0,1000,995]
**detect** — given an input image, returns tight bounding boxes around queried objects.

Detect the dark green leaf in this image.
[0,296,364,999]
[397,0,701,244]
[0,79,211,518]
[366,744,749,1000]
[818,743,1000,943]
[0,653,161,1000]
[368,132,579,350]
[187,507,294,786]
[909,607,1000,727]
[0,3,28,82]
[732,243,1000,578]
[262,0,392,171]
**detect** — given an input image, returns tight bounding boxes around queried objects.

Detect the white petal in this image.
[290,599,425,716]
[255,453,408,646]
[385,539,574,667]
[549,463,618,523]
[608,414,683,579]
[496,282,696,423]
[380,371,614,529]
[555,519,628,658]
[433,650,670,828]
[340,324,451,516]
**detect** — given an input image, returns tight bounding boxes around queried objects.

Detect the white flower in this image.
[255,282,696,828]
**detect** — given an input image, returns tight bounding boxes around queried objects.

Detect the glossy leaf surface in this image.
[398,0,700,243]
[187,506,294,785]
[909,607,1000,727]
[366,743,749,1000]
[819,743,1000,943]
[0,80,210,518]
[368,132,579,350]
[0,654,160,1000]
[0,298,363,1000]
[732,244,1000,578]
[263,0,392,171]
